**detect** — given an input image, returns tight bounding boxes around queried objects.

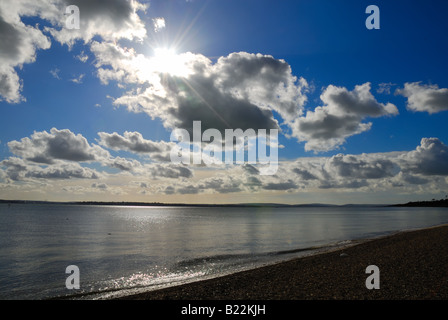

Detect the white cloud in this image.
[2,130,448,197]
[25,162,100,180]
[0,0,147,103]
[70,73,85,84]
[291,83,398,152]
[50,68,61,79]
[0,1,52,103]
[0,157,101,181]
[98,131,174,154]
[396,82,448,114]
[7,128,110,164]
[103,156,142,172]
[399,137,448,176]
[75,51,88,62]
[377,82,396,95]
[46,0,147,46]
[153,17,165,32]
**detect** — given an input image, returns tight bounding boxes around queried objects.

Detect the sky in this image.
[1,0,448,205]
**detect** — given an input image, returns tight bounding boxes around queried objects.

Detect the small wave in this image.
[174,243,345,269]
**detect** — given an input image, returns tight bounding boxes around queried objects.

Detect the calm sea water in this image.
[0,203,447,300]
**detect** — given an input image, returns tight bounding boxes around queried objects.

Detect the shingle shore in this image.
[118,224,448,300]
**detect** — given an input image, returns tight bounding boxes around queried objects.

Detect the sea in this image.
[0,203,447,300]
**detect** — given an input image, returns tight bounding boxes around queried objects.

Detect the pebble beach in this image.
[118,225,448,300]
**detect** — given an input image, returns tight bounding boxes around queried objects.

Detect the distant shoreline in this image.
[1,198,447,207]
[388,198,448,208]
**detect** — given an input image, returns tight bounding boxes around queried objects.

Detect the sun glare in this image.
[151,47,191,77]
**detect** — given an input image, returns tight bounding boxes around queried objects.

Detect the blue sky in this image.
[1,0,448,204]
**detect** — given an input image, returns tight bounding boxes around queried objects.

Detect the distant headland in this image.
[389,196,448,208]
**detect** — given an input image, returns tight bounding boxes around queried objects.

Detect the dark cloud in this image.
[292,168,318,180]
[326,154,398,179]
[399,173,430,185]
[319,179,369,189]
[199,177,242,194]
[262,180,297,191]
[169,73,279,133]
[242,164,260,175]
[146,164,193,179]
[177,185,200,194]
[91,182,108,189]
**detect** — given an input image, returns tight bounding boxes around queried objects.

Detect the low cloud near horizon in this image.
[1,127,447,201]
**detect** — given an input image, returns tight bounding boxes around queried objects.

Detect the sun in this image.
[154,47,176,61]
[151,47,191,77]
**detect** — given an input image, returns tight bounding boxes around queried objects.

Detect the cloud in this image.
[25,163,100,180]
[324,154,398,180]
[46,0,147,46]
[319,179,369,189]
[199,177,242,193]
[0,2,52,103]
[75,51,88,62]
[103,156,142,172]
[262,180,297,191]
[163,186,175,194]
[291,83,398,152]
[92,46,308,136]
[144,164,193,179]
[152,17,165,32]
[0,157,100,181]
[292,168,318,181]
[166,175,243,195]
[7,128,110,164]
[377,82,396,95]
[0,157,29,181]
[50,68,61,79]
[91,182,108,189]
[70,73,85,84]
[396,82,448,114]
[0,0,147,103]
[213,52,309,123]
[62,185,86,194]
[98,131,173,154]
[397,172,430,185]
[399,137,448,176]
[268,138,448,192]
